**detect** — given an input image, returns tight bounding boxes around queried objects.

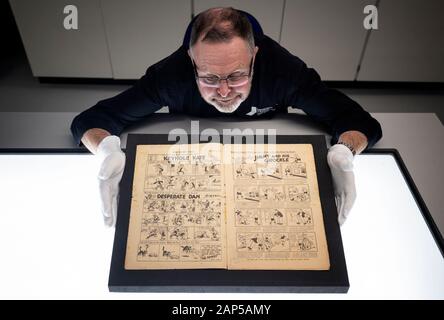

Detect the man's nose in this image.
[217,80,231,98]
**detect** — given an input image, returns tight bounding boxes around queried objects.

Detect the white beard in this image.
[209,97,243,113]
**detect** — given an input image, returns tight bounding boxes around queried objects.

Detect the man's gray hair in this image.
[189,7,255,53]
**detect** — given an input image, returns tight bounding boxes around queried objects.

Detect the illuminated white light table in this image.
[0,112,442,299]
[0,151,442,299]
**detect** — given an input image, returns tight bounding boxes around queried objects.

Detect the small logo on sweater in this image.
[246,106,276,116]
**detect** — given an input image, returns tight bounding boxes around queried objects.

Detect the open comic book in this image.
[125,143,330,270]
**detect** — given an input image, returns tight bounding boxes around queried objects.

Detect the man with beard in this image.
[71,7,382,227]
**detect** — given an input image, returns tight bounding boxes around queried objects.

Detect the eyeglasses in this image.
[192,57,254,88]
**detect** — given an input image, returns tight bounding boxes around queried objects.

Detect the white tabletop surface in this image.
[0,152,443,299]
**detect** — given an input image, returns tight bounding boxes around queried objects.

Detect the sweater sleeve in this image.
[285,60,382,149]
[70,54,173,146]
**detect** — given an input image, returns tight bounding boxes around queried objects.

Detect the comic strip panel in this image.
[287,208,313,226]
[234,163,258,179]
[262,232,291,251]
[236,232,264,252]
[234,186,260,207]
[262,208,287,226]
[291,232,318,252]
[287,185,311,204]
[235,208,262,226]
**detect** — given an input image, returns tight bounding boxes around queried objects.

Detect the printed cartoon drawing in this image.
[295,233,317,251]
[288,208,313,226]
[260,186,285,201]
[235,209,261,226]
[284,162,307,178]
[263,209,286,225]
[288,185,310,202]
[234,164,257,179]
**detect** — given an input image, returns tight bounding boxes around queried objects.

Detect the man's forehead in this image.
[191,37,251,72]
[197,55,247,73]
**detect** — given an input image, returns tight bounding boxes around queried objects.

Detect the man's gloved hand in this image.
[96,135,126,227]
[327,144,356,226]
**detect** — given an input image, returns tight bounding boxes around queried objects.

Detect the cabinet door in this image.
[358,0,444,82]
[281,0,368,81]
[193,0,284,43]
[101,0,191,79]
[9,0,112,78]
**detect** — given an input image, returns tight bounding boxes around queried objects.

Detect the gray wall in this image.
[9,0,444,81]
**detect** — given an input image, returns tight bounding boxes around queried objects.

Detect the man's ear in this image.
[252,46,259,64]
[187,48,192,59]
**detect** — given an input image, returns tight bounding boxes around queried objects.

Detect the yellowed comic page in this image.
[125,143,227,269]
[224,144,330,270]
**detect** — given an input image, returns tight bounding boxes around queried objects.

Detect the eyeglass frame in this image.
[191,56,254,88]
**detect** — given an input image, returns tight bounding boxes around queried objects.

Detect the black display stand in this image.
[108,134,349,293]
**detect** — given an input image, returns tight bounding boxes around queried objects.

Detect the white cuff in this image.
[329,143,354,159]
[97,135,121,156]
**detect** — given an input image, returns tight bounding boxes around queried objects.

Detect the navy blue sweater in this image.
[70,35,382,148]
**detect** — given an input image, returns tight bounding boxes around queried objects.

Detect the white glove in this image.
[327,144,356,226]
[96,135,126,227]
